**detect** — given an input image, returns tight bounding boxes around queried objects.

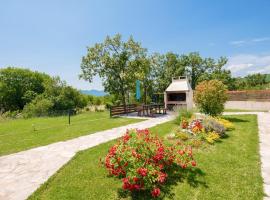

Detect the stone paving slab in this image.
[257,112,270,199]
[0,115,173,200]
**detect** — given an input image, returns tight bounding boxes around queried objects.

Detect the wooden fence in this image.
[227,90,270,102]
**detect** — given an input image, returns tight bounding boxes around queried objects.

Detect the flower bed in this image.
[168,115,234,146]
[102,129,196,198]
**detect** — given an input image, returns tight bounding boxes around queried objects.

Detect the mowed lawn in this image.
[0,112,143,156]
[29,115,264,200]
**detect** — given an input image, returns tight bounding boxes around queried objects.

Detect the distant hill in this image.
[80,90,107,96]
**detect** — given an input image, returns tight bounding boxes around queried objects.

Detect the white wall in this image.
[225,101,270,111]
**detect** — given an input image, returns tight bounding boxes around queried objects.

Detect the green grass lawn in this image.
[224,108,268,112]
[0,112,143,156]
[29,115,263,200]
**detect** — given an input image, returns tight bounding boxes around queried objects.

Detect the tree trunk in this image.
[144,84,147,104]
[121,89,127,113]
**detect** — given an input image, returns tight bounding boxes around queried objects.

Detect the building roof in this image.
[165,77,192,92]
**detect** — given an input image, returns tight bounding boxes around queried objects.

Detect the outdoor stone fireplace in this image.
[164,76,193,110]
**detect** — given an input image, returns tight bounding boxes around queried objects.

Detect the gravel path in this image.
[0,115,173,200]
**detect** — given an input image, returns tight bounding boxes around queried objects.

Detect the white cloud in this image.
[251,37,270,42]
[229,40,246,46]
[229,37,270,46]
[225,54,270,76]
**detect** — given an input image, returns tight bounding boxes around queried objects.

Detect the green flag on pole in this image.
[136,80,140,100]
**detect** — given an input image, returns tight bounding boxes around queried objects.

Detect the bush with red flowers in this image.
[102,129,196,198]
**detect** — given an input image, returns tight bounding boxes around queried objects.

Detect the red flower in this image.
[122,178,131,190]
[109,145,118,156]
[133,184,141,190]
[178,150,185,155]
[133,177,139,182]
[151,187,161,197]
[123,134,131,143]
[181,164,187,169]
[191,160,196,166]
[181,120,189,129]
[157,172,167,183]
[137,168,148,177]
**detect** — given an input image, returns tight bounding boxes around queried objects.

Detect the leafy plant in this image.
[203,117,226,136]
[176,132,190,141]
[102,129,196,198]
[175,108,194,125]
[204,132,220,144]
[194,80,228,116]
[215,117,234,130]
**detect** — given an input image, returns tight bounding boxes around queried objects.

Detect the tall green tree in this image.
[151,52,185,93]
[0,67,50,111]
[181,52,205,89]
[80,34,147,107]
[197,57,234,90]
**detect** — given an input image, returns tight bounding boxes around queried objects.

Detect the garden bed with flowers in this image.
[29,115,263,200]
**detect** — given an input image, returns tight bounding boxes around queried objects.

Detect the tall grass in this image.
[174,108,194,124]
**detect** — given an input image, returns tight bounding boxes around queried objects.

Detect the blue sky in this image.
[1,0,270,90]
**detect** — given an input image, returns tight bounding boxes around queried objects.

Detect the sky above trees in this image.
[0,0,270,90]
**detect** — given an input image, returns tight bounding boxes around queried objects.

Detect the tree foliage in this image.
[0,67,87,117]
[80,34,147,107]
[232,73,269,90]
[0,67,49,111]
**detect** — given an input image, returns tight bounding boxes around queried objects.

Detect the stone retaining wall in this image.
[227,90,270,102]
[225,101,270,111]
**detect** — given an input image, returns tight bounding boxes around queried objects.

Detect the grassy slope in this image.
[29,115,263,200]
[0,112,143,156]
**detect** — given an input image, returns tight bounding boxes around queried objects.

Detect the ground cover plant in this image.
[29,114,263,200]
[0,111,143,156]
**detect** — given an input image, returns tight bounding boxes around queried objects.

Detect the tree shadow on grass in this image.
[117,167,207,200]
[222,116,249,123]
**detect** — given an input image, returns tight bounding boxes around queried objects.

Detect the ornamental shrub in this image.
[175,108,193,125]
[194,80,228,116]
[203,117,226,136]
[102,129,196,198]
[214,117,234,130]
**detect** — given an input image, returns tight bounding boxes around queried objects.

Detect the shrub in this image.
[175,108,194,124]
[204,131,220,144]
[23,97,53,118]
[176,132,190,141]
[189,119,204,134]
[194,80,228,116]
[215,117,234,130]
[2,110,21,119]
[191,139,203,148]
[203,117,226,136]
[95,105,105,112]
[102,129,196,198]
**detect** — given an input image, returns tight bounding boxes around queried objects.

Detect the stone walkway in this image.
[224,112,270,200]
[0,115,173,200]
